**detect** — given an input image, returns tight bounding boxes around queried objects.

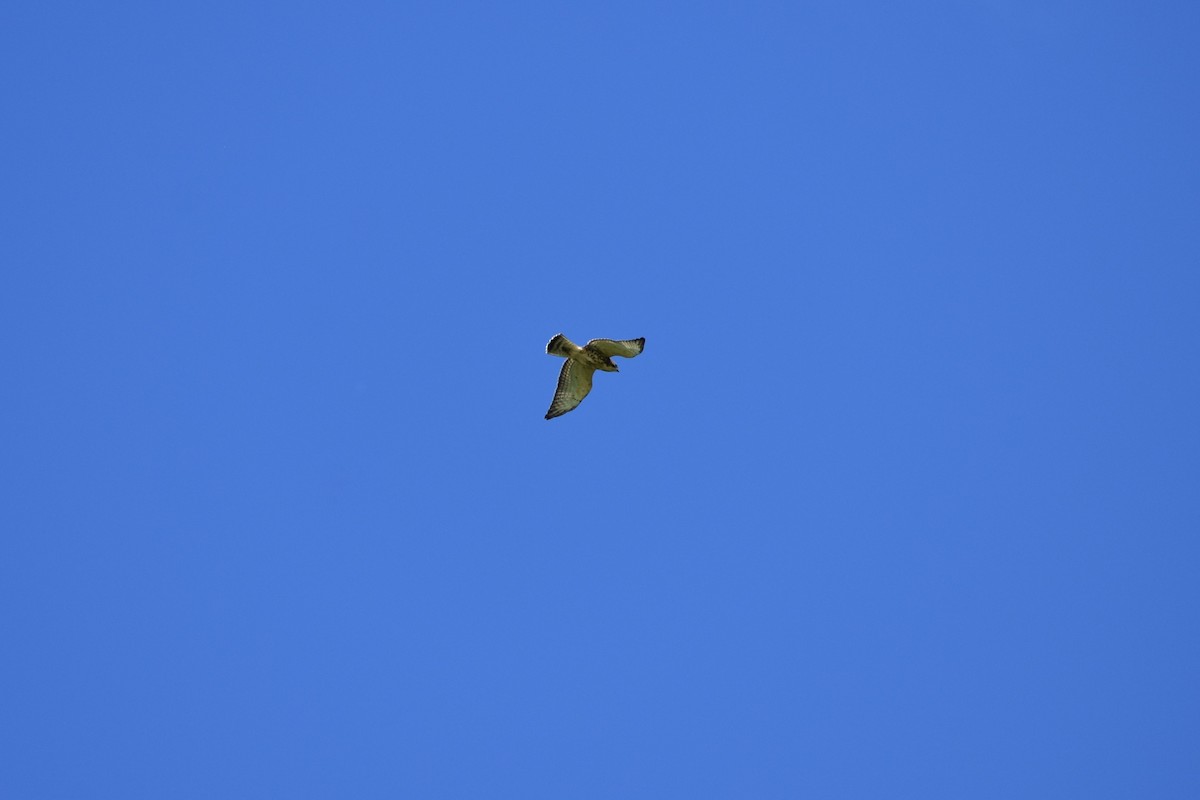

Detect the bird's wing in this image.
[545,359,595,419]
[584,337,645,358]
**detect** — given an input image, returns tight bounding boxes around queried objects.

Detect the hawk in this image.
[544,333,645,419]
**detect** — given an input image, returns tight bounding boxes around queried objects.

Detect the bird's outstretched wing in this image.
[584,337,645,358]
[545,360,596,419]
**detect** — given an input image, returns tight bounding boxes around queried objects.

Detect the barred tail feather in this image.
[546,333,576,357]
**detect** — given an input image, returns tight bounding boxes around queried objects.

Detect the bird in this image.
[544,333,645,419]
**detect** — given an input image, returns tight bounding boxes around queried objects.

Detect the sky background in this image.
[3,1,1199,797]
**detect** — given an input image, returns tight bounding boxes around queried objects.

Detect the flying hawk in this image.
[544,333,645,419]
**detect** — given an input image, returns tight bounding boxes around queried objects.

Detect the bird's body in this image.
[544,333,645,419]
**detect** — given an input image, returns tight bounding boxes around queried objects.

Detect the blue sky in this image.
[3,2,1198,797]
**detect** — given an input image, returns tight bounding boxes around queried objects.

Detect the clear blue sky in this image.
[3,2,1198,797]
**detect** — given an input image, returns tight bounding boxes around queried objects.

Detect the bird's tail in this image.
[546,333,576,357]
